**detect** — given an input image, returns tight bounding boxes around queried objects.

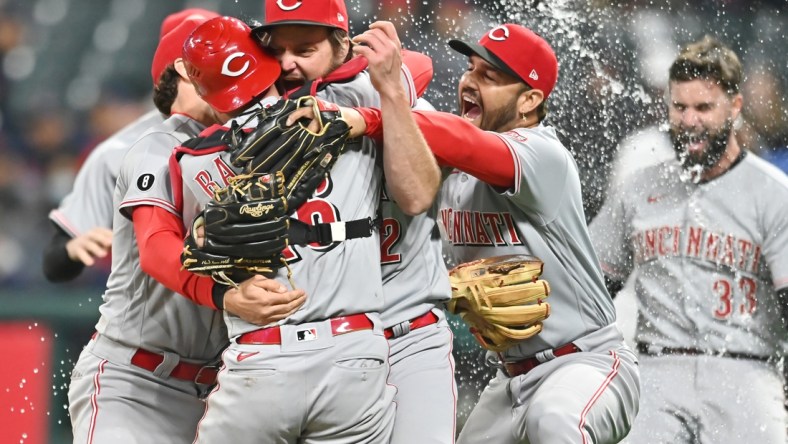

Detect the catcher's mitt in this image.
[181,172,290,286]
[182,97,352,287]
[448,254,551,352]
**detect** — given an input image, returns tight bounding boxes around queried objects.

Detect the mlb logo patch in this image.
[296,328,318,342]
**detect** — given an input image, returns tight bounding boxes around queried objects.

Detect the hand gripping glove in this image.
[448,254,551,353]
[228,96,351,183]
[181,172,290,286]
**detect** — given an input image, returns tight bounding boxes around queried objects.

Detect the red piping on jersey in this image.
[132,205,218,309]
[355,108,515,188]
[49,209,82,237]
[193,347,229,441]
[578,351,621,443]
[121,197,178,214]
[448,326,457,443]
[168,153,184,215]
[87,359,107,444]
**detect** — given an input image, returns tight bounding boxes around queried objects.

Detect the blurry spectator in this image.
[18,109,78,207]
[741,66,788,170]
[79,94,149,165]
[0,12,24,125]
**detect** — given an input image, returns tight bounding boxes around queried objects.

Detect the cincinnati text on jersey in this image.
[438,208,523,246]
[632,225,762,274]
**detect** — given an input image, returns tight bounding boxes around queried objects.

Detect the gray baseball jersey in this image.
[439,124,641,444]
[590,153,788,355]
[179,76,387,338]
[438,124,617,360]
[184,69,424,443]
[590,153,788,443]
[379,98,456,444]
[69,115,227,444]
[49,110,163,236]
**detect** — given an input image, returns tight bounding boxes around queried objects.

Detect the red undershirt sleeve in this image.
[132,205,219,309]
[355,107,515,188]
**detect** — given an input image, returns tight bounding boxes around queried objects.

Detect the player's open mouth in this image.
[462,95,482,121]
[685,134,707,153]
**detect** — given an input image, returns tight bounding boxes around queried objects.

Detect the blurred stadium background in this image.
[0,0,785,442]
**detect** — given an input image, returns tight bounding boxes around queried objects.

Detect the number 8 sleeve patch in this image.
[137,173,155,191]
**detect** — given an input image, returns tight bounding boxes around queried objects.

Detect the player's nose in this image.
[278,52,298,72]
[680,108,702,127]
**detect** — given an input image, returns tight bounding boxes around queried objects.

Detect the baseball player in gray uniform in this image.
[41,9,222,282]
[352,25,457,443]
[344,22,642,443]
[172,4,439,443]
[66,12,229,443]
[590,36,788,444]
[44,109,162,281]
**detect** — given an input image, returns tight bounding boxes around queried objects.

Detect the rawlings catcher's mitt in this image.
[181,172,290,286]
[448,254,551,352]
[182,97,352,286]
[229,96,351,211]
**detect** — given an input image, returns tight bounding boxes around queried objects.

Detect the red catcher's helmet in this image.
[183,16,281,113]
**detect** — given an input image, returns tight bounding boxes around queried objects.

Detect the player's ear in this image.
[729,93,743,122]
[173,59,191,82]
[517,87,543,117]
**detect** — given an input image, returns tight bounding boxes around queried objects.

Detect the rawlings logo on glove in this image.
[180,96,352,287]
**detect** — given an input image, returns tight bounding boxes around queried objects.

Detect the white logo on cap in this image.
[276,0,302,11]
[221,52,250,77]
[529,69,539,80]
[488,25,510,41]
[337,13,344,22]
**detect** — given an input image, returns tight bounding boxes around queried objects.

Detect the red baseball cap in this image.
[257,0,349,33]
[160,8,218,37]
[151,9,219,86]
[449,24,558,98]
[183,16,281,113]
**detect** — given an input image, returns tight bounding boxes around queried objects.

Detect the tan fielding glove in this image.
[448,254,551,352]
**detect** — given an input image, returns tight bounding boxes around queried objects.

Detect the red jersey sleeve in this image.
[356,108,515,188]
[132,205,219,309]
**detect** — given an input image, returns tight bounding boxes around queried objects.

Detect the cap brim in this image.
[253,20,339,35]
[448,39,522,83]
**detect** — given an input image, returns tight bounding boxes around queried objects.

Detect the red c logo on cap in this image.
[276,0,302,11]
[221,52,250,77]
[488,25,509,41]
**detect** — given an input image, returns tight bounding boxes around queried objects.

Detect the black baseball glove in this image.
[181,97,352,286]
[181,172,290,285]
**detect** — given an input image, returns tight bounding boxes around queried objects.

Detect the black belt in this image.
[636,342,770,362]
[288,217,378,246]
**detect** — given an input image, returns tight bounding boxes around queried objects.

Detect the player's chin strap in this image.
[288,216,380,246]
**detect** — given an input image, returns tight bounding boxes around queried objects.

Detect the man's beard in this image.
[479,95,520,132]
[670,119,732,171]
[280,55,346,92]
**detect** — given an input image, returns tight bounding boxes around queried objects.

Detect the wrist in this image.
[211,283,230,310]
[352,107,383,139]
[378,86,409,105]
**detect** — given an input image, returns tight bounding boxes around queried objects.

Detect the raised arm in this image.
[352,22,440,215]
[348,106,516,189]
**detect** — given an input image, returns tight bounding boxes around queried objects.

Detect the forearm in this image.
[355,108,515,188]
[42,227,85,282]
[379,90,440,215]
[132,205,221,309]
